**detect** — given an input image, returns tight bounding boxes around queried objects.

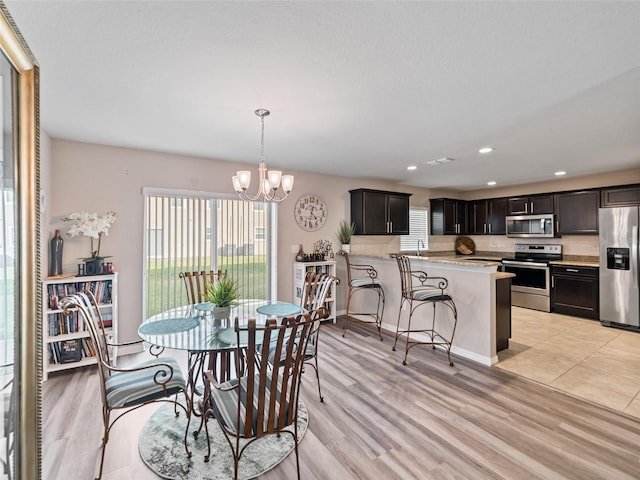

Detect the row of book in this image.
[47,338,96,364]
[46,279,113,309]
[47,311,113,336]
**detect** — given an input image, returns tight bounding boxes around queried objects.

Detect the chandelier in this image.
[232,109,294,202]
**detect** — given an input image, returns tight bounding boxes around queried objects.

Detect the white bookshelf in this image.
[293,260,337,323]
[41,272,118,381]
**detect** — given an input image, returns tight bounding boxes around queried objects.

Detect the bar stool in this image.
[393,255,457,366]
[340,252,385,340]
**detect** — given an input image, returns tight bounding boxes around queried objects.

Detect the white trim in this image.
[142,186,239,201]
[363,319,496,367]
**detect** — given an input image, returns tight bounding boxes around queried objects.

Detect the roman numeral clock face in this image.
[294,194,327,231]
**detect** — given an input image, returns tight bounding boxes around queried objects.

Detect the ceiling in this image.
[6,1,640,192]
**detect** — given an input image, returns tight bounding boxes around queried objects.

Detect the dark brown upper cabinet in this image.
[601,184,640,207]
[430,198,468,235]
[554,189,600,235]
[507,194,554,215]
[470,198,506,235]
[350,189,411,235]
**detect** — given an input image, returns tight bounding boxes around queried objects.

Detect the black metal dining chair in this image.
[204,313,314,479]
[60,290,191,479]
[298,271,340,402]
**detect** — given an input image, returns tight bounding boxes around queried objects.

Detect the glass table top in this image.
[138,299,304,352]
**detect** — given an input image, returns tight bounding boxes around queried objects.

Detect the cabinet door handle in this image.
[566,269,579,273]
[530,202,534,214]
[489,223,492,234]
[525,203,528,214]
[551,276,555,288]
[483,224,487,234]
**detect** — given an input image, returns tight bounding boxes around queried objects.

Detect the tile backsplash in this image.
[350,234,599,258]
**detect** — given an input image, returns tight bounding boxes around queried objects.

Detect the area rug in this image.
[139,401,308,480]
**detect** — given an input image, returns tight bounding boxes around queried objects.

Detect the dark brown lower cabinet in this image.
[551,265,599,320]
[496,276,512,351]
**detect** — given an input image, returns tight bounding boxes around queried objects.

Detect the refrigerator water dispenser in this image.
[606,247,630,270]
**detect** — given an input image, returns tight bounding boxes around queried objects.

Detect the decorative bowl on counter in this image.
[455,236,476,255]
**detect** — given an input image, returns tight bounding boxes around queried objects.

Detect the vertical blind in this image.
[143,192,273,317]
[400,207,429,252]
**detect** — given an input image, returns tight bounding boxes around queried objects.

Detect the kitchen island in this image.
[339,254,512,366]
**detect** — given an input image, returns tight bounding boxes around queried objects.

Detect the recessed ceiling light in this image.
[407,165,417,171]
[555,171,566,176]
[479,146,494,154]
[487,181,497,186]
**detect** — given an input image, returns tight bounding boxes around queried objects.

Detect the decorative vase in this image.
[341,244,351,253]
[295,244,305,262]
[49,230,64,276]
[213,305,231,320]
[84,257,104,276]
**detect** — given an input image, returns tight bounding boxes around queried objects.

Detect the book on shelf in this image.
[48,337,96,365]
[99,313,113,328]
[46,278,113,309]
[59,339,82,363]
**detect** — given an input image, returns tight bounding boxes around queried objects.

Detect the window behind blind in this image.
[400,207,429,252]
[143,191,274,317]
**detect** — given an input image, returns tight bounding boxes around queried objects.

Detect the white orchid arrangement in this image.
[64,211,117,260]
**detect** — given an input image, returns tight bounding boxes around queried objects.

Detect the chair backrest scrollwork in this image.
[179,270,226,304]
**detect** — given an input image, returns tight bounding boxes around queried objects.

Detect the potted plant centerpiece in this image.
[337,220,356,253]
[206,276,240,320]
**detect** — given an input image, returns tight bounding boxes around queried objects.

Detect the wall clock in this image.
[294,194,327,231]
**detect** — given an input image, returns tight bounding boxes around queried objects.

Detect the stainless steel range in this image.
[501,244,562,312]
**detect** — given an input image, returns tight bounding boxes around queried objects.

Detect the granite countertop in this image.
[351,253,503,268]
[496,272,516,280]
[351,252,600,268]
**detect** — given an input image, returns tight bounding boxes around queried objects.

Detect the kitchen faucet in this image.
[416,239,425,256]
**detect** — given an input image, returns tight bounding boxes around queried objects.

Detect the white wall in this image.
[45,139,435,343]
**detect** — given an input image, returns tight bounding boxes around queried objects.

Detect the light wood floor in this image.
[43,317,640,479]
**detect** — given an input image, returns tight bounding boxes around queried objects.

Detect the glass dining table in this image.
[138,299,304,352]
[137,299,305,446]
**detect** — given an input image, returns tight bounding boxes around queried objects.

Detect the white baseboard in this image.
[346,318,496,367]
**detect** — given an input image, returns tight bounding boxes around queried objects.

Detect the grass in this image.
[145,257,267,317]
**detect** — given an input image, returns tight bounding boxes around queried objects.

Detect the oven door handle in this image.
[502,260,549,268]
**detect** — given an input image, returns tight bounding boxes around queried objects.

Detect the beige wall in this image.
[44,139,437,343]
[43,138,638,343]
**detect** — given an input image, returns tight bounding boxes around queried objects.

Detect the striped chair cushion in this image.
[105,357,186,408]
[350,278,380,288]
[209,372,290,436]
[411,288,452,302]
[268,339,313,363]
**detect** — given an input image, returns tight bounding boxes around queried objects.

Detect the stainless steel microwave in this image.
[505,214,555,238]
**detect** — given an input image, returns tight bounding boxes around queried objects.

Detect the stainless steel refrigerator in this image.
[599,207,639,328]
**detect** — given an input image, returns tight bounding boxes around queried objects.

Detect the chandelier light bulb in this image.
[268,170,282,189]
[281,175,294,193]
